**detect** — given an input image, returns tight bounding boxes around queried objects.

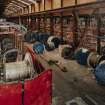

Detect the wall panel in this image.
[63,0,75,7]
[31,4,35,13]
[77,0,96,4]
[40,0,44,11]
[45,0,51,10]
[35,2,39,12]
[53,0,61,9]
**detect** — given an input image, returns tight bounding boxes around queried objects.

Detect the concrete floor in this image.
[36,49,105,105]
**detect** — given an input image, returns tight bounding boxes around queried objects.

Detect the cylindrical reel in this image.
[47,36,55,49]
[100,46,105,55]
[99,60,105,65]
[59,44,74,59]
[44,43,55,51]
[59,44,69,57]
[24,31,39,43]
[24,51,34,74]
[95,60,105,85]
[87,52,105,69]
[33,42,45,54]
[24,49,44,74]
[4,61,32,82]
[75,48,91,66]
[31,31,39,42]
[47,36,61,48]
[38,32,49,43]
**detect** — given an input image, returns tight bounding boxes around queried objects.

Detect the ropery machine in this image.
[0,20,52,105]
[0,19,31,82]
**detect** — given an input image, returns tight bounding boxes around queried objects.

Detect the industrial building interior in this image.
[0,0,105,105]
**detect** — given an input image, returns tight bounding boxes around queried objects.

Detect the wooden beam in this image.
[7,0,105,18]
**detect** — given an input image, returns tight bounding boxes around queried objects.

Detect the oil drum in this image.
[75,48,91,66]
[87,52,105,69]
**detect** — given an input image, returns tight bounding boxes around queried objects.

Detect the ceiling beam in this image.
[12,0,29,7]
[11,1,26,7]
[8,3,23,9]
[15,0,30,6]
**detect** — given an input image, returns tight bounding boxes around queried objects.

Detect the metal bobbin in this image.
[99,60,105,65]
[97,55,105,65]
[59,44,70,57]
[47,36,60,48]
[61,46,74,59]
[24,51,34,75]
[87,52,100,68]
[38,32,49,43]
[75,48,90,66]
[95,60,105,85]
[4,61,32,82]
[33,42,45,54]
[87,52,105,69]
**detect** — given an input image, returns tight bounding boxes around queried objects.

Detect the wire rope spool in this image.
[24,32,32,43]
[25,47,44,74]
[87,52,105,69]
[38,32,49,43]
[95,60,105,85]
[100,46,105,55]
[60,45,74,59]
[24,31,39,43]
[47,36,61,49]
[33,42,45,54]
[26,47,36,65]
[75,48,91,66]
[33,59,45,74]
[4,61,32,82]
[51,36,61,48]
[24,51,34,74]
[59,44,69,56]
[45,43,55,51]
[31,31,39,42]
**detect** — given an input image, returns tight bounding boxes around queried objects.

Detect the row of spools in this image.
[75,48,105,85]
[24,31,105,85]
[24,31,61,54]
[24,31,74,58]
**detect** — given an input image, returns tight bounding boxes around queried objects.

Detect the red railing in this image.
[0,69,52,105]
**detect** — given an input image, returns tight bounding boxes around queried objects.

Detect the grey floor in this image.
[36,49,105,105]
